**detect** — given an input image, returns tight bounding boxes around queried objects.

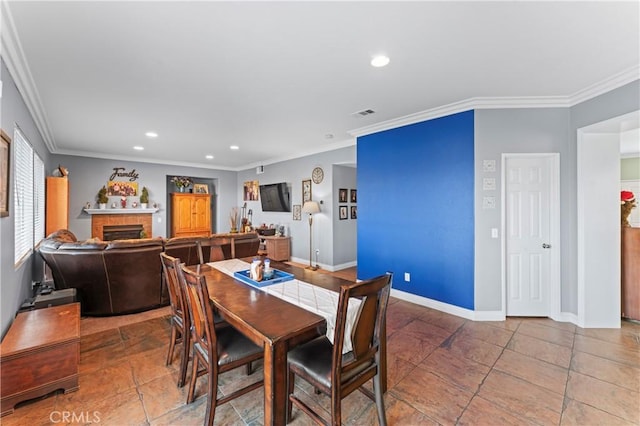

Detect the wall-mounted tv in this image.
[259,182,291,212]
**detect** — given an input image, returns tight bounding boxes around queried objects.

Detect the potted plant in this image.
[170,176,193,192]
[97,186,108,209]
[140,186,149,209]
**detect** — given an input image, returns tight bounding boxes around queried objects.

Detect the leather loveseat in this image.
[38,230,261,316]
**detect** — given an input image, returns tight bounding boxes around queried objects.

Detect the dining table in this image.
[186,259,387,426]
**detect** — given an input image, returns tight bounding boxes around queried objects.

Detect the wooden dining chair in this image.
[286,272,393,426]
[178,264,264,426]
[160,252,191,388]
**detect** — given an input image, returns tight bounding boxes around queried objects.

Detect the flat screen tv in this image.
[259,182,291,212]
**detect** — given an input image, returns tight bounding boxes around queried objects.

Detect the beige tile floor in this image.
[3,267,639,425]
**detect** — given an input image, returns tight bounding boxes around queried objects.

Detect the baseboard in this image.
[288,257,356,273]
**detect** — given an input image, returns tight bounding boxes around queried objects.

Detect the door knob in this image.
[542,243,551,249]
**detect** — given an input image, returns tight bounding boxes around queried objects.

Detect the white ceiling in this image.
[2,1,639,170]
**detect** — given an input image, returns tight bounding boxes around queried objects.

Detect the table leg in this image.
[263,340,288,425]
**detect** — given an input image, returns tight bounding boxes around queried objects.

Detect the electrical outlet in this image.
[404,272,410,282]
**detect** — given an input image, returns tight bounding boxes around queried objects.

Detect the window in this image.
[13,128,45,266]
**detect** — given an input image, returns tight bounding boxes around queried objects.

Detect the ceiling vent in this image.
[352,109,376,117]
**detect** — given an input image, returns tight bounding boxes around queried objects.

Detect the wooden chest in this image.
[1,303,80,416]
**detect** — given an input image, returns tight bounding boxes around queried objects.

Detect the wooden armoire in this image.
[622,227,640,320]
[170,193,211,237]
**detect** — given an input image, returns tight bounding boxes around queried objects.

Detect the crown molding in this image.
[349,66,640,138]
[1,1,57,152]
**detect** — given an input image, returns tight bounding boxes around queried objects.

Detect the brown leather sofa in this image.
[38,230,261,316]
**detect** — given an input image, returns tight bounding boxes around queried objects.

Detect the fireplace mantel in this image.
[84,208,158,215]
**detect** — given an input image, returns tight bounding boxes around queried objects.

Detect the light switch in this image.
[483,177,496,191]
[482,196,496,209]
[483,159,496,173]
[491,228,499,238]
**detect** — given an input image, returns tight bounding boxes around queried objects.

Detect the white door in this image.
[505,156,554,316]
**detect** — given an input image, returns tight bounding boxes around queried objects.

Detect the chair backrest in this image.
[178,264,217,364]
[332,273,392,384]
[160,253,186,320]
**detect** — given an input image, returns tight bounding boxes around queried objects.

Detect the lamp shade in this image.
[302,201,320,214]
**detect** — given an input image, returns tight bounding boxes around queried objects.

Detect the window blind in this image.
[34,153,45,243]
[13,128,34,266]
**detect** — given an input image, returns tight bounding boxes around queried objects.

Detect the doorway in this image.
[503,153,561,318]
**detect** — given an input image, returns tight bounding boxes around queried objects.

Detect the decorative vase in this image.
[99,203,106,210]
[179,187,185,193]
[141,203,148,209]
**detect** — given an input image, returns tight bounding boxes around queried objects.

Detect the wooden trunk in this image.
[621,227,640,320]
[1,304,80,416]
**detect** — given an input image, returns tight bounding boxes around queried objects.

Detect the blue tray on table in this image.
[233,269,295,288]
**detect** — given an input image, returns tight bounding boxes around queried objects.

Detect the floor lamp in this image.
[302,201,320,270]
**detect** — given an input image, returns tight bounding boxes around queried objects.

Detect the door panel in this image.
[506,156,551,316]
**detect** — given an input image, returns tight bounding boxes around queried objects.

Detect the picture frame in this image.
[302,179,312,204]
[338,188,348,203]
[0,130,10,217]
[351,206,357,219]
[244,180,259,200]
[350,189,357,203]
[194,183,209,194]
[339,205,348,220]
[293,204,301,220]
[107,180,138,196]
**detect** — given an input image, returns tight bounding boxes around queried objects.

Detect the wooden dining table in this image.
[187,261,386,426]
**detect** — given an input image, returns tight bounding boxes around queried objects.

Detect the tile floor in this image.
[3,267,639,425]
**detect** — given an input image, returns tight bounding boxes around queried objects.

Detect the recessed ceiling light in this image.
[145,131,158,138]
[133,146,144,151]
[230,145,239,150]
[371,55,390,68]
[205,154,214,160]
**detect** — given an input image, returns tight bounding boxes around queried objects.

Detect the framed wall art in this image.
[107,180,138,196]
[350,189,357,203]
[0,130,10,217]
[302,179,312,203]
[339,205,348,220]
[338,188,348,203]
[293,204,301,220]
[194,183,209,194]
[244,180,259,200]
[351,206,357,219]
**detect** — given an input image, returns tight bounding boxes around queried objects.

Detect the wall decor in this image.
[351,206,357,219]
[338,188,348,203]
[302,179,312,203]
[293,204,301,220]
[312,166,324,184]
[107,181,138,196]
[0,130,10,217]
[350,189,357,203]
[339,205,348,220]
[194,183,209,194]
[244,180,259,200]
[109,167,139,181]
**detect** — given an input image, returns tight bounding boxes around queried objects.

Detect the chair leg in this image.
[187,353,199,404]
[373,372,387,426]
[286,370,295,424]
[177,332,190,388]
[166,325,178,366]
[205,364,217,426]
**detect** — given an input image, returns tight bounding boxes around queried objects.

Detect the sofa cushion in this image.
[105,237,164,250]
[58,241,109,250]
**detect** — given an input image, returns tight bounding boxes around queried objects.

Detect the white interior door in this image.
[505,156,554,316]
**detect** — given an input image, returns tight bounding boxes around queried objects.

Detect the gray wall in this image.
[332,164,357,267]
[474,108,570,311]
[1,59,53,337]
[237,146,356,269]
[50,154,238,240]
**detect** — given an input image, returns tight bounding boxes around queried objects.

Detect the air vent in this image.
[352,109,376,117]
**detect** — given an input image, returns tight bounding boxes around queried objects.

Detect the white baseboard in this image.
[390,289,504,321]
[288,257,356,273]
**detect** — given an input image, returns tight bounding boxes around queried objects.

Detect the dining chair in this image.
[178,264,264,426]
[286,272,393,426]
[160,252,191,388]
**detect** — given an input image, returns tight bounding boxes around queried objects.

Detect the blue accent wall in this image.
[357,110,475,309]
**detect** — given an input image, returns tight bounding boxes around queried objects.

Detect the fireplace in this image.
[103,225,144,241]
[88,211,153,240]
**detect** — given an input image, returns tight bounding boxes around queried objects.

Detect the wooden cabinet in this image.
[622,227,640,320]
[45,177,69,236]
[1,303,80,416]
[171,193,211,238]
[262,236,290,261]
